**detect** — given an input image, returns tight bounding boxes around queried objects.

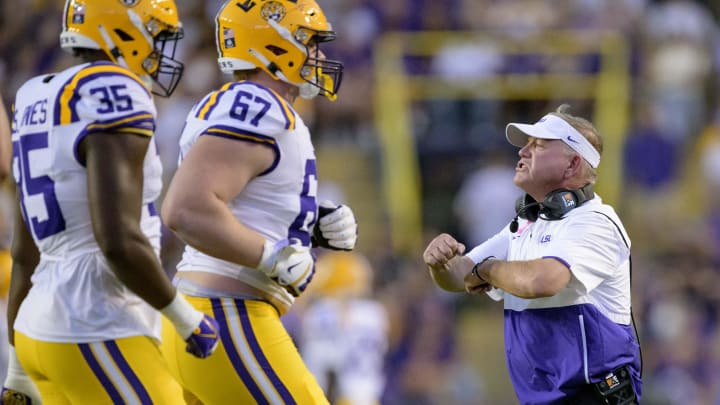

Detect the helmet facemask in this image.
[298,29,343,100]
[143,26,184,97]
[60,0,185,97]
[215,0,343,100]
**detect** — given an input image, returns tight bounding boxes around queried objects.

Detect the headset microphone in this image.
[509,201,540,233]
[509,216,519,233]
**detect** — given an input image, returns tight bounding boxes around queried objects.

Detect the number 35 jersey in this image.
[11,61,163,342]
[175,81,319,312]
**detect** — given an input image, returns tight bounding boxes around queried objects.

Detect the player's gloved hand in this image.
[1,388,35,405]
[2,346,41,404]
[161,293,220,359]
[311,200,357,251]
[258,239,316,297]
[184,314,221,359]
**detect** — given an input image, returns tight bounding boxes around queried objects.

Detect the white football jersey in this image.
[11,61,163,342]
[175,81,319,311]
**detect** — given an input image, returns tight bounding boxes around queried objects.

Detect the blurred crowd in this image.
[2,0,720,403]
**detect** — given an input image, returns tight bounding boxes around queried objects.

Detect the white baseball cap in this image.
[505,114,601,168]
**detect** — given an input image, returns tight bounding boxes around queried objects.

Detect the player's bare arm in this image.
[83,129,219,358]
[7,197,40,346]
[162,134,275,268]
[474,257,572,299]
[82,130,176,309]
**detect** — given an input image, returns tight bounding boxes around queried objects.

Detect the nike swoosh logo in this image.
[566,136,579,143]
[287,263,299,273]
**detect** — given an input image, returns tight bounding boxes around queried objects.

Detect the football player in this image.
[160,0,358,403]
[2,1,220,403]
[298,251,389,405]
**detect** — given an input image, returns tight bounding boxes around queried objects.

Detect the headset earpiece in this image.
[540,189,579,219]
[510,184,594,231]
[515,194,540,222]
[539,183,594,220]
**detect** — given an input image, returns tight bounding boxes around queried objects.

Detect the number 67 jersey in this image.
[11,61,163,342]
[175,80,319,313]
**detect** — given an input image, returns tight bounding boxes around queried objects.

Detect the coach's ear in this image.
[564,153,583,179]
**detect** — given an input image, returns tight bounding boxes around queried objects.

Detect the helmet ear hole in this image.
[114,29,134,41]
[266,45,287,56]
[214,0,343,98]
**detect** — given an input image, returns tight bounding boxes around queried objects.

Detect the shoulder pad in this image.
[193,81,297,138]
[55,62,155,136]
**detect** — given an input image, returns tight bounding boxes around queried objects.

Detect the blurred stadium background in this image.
[2,0,720,404]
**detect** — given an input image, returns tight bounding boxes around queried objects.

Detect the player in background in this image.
[160,0,358,403]
[1,1,220,403]
[297,251,389,405]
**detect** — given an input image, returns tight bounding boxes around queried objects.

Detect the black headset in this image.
[509,184,594,232]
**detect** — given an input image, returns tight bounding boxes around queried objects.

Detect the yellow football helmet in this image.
[60,0,184,97]
[309,251,373,298]
[216,0,343,100]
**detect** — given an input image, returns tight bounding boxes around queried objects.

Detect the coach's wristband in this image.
[471,256,496,280]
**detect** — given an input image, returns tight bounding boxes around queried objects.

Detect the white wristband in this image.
[6,345,21,376]
[160,292,203,340]
[258,239,278,274]
[4,346,42,402]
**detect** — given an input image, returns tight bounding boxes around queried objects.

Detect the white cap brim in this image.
[505,114,600,168]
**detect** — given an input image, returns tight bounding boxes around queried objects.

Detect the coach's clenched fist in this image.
[423,233,474,292]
